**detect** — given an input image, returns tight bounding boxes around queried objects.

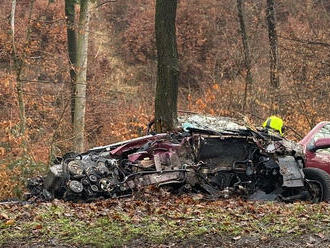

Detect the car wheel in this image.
[303,167,330,202]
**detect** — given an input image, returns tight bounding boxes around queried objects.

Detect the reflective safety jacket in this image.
[262,116,284,136]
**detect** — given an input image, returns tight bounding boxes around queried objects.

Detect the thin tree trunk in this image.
[154,0,179,133]
[266,0,279,88]
[237,0,253,113]
[11,0,26,135]
[10,0,16,50]
[65,0,77,124]
[73,0,90,153]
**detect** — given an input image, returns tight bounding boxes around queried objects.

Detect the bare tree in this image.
[266,0,279,88]
[10,0,35,135]
[73,0,90,152]
[10,0,26,135]
[154,0,179,133]
[237,0,253,113]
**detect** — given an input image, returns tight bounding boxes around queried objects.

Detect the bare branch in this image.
[20,79,57,84]
[278,35,330,48]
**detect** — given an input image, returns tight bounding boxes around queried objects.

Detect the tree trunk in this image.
[11,0,26,135]
[237,0,253,113]
[266,0,279,88]
[154,0,179,133]
[65,0,77,124]
[10,0,16,49]
[73,0,90,153]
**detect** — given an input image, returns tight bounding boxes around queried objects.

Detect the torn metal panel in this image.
[278,156,304,187]
[178,114,247,132]
[126,171,185,189]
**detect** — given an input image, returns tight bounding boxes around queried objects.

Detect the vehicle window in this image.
[313,124,330,154]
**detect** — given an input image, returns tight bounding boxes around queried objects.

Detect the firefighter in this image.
[262,115,284,136]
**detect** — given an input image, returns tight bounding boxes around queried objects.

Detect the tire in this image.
[303,167,330,202]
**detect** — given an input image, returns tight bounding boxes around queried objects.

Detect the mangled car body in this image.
[28,115,330,202]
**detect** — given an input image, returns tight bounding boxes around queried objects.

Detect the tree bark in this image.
[73,0,90,153]
[237,0,253,113]
[65,0,77,124]
[266,0,279,88]
[154,0,179,133]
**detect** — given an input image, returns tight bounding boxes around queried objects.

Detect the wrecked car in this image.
[299,121,330,174]
[27,115,330,203]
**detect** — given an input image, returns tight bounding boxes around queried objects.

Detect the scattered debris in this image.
[27,115,330,202]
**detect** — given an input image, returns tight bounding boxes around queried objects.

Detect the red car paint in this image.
[299,121,330,174]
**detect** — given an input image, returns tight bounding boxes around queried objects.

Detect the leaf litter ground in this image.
[0,188,329,247]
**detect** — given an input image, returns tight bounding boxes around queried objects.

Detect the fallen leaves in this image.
[5,219,15,225]
[33,223,43,230]
[0,193,329,247]
[0,212,9,220]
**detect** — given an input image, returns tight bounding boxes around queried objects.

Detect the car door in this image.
[305,124,330,174]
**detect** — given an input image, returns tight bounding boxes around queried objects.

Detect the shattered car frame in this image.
[28,115,330,202]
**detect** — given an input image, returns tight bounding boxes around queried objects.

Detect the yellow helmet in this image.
[262,116,284,135]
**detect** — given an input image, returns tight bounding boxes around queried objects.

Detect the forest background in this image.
[0,0,329,200]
